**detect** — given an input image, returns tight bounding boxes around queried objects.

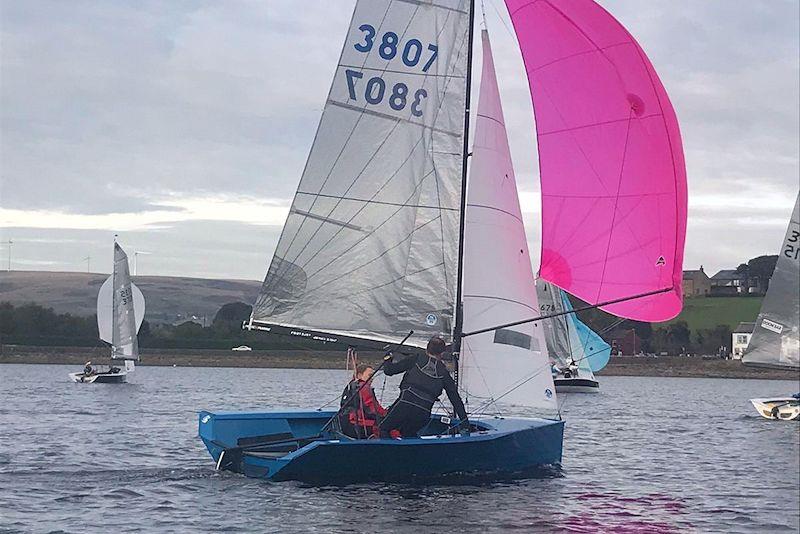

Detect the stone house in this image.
[682,266,711,297]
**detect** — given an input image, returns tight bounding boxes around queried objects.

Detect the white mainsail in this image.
[459,30,557,413]
[250,0,471,349]
[743,193,800,369]
[96,243,142,361]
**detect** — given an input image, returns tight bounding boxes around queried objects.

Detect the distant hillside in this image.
[0,271,262,325]
[666,296,763,331]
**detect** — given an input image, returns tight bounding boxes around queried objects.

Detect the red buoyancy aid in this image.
[343,379,387,431]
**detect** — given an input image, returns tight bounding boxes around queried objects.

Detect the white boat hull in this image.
[69,371,127,384]
[554,377,600,393]
[750,397,800,421]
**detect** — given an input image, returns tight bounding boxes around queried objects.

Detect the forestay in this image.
[505,0,688,322]
[251,0,471,348]
[743,193,800,369]
[460,30,556,413]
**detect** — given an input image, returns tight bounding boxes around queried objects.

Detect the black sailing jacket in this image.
[384,354,468,421]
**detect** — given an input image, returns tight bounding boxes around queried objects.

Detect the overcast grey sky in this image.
[1,0,798,280]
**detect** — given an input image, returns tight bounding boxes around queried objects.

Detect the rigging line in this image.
[462,286,672,337]
[532,73,657,270]
[461,337,502,415]
[276,3,429,273]
[469,338,614,417]
[349,261,446,298]
[269,11,466,292]
[597,109,635,302]
[266,2,399,285]
[305,214,442,294]
[276,117,404,283]
[272,18,470,293]
[561,290,575,360]
[262,159,437,297]
[295,191,457,211]
[469,360,551,416]
[298,169,438,286]
[427,95,450,302]
[426,8,471,309]
[436,399,454,418]
[487,0,515,41]
[338,263,442,304]
[393,4,466,311]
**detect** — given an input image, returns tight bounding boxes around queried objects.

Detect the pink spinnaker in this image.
[505,0,688,321]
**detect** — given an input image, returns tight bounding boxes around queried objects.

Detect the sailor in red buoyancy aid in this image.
[339,364,388,439]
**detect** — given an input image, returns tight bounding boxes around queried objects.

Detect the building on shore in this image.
[682,266,711,297]
[731,322,756,359]
[711,269,747,295]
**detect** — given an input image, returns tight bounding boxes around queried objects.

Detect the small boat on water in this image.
[749,396,799,421]
[199,0,687,482]
[742,192,800,421]
[69,241,144,384]
[536,280,611,393]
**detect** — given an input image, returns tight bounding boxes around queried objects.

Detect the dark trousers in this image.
[339,415,376,439]
[379,389,434,438]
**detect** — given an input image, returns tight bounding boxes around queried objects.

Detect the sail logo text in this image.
[761,319,783,334]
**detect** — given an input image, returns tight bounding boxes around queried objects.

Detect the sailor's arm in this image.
[442,372,468,422]
[383,354,415,376]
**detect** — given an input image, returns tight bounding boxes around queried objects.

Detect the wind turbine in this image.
[2,239,11,271]
[133,251,151,276]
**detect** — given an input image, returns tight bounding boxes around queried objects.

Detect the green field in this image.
[667,296,763,331]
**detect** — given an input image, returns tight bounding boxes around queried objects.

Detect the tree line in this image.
[0,301,338,351]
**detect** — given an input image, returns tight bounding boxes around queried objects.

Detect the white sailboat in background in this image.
[70,241,144,384]
[536,280,609,393]
[743,193,800,420]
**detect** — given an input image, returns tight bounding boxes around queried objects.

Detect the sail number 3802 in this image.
[345,24,438,117]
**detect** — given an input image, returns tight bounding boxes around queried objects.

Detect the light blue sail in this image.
[561,292,611,373]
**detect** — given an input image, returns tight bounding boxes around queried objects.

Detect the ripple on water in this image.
[0,365,798,533]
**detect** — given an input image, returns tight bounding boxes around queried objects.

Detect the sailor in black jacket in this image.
[378,336,469,438]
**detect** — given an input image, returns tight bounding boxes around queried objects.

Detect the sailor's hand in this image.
[459,419,471,435]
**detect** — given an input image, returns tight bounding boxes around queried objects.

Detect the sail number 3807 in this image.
[345,24,438,117]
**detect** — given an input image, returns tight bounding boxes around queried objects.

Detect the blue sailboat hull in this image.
[198,410,564,483]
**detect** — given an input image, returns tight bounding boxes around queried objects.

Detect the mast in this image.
[452,0,476,388]
[111,235,118,359]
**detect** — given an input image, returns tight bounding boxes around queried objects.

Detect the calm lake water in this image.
[0,364,798,533]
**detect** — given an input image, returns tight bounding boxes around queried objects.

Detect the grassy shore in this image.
[1,345,798,380]
[665,296,763,331]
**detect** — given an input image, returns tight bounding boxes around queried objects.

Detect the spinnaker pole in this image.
[462,287,673,338]
[452,0,477,389]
